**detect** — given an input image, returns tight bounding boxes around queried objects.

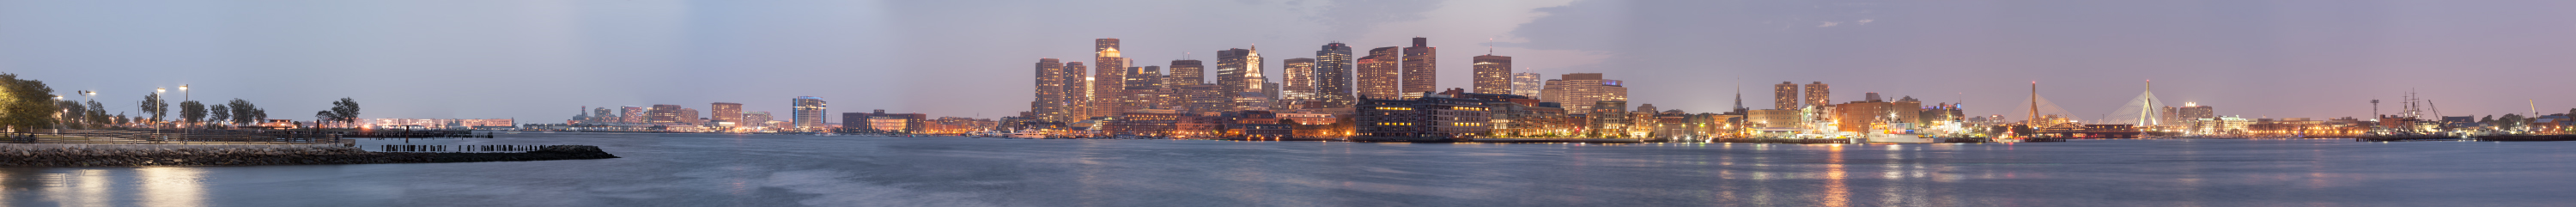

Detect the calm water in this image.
[5,133,2573,206]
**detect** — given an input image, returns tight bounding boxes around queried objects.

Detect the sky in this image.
[3,0,2573,123]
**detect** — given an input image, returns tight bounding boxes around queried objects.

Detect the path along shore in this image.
[1,144,617,167]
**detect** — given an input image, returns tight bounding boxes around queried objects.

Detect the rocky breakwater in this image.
[1,144,619,167]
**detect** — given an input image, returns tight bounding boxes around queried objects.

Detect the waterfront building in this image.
[1124,65,1166,111]
[1229,111,1293,139]
[678,107,702,125]
[848,109,927,133]
[1438,88,1561,137]
[1749,109,1799,129]
[1473,54,1511,94]
[792,96,827,131]
[1281,58,1316,108]
[1313,43,1356,108]
[1834,100,1892,133]
[1510,72,1542,98]
[925,117,999,135]
[1803,82,1831,108]
[1540,73,1629,114]
[1356,46,1401,100]
[1590,100,1631,135]
[1104,110,1180,137]
[712,102,743,125]
[1400,38,1437,99]
[1352,93,1493,142]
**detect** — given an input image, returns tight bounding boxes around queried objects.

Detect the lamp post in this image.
[155,88,167,132]
[53,95,64,133]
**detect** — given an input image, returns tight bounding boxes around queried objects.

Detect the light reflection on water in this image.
[3,135,2575,206]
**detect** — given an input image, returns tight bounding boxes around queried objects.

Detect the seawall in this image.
[1,144,618,167]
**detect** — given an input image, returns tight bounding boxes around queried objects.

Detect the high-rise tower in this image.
[1313,43,1356,108]
[1034,58,1067,122]
[1091,39,1126,119]
[1400,38,1437,99]
[1472,54,1511,94]
[1216,48,1253,109]
[1356,46,1401,100]
[1063,62,1088,119]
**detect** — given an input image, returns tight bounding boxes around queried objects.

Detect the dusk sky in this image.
[5,0,2573,123]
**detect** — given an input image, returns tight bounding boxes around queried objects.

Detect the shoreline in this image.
[1,144,618,167]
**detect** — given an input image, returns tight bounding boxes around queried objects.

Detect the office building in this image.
[1281,58,1315,108]
[1352,94,1494,142]
[647,104,682,125]
[1472,54,1511,94]
[712,102,743,125]
[743,112,773,128]
[1063,62,1088,119]
[1400,38,1437,99]
[1216,47,1255,108]
[1124,65,1165,112]
[1510,72,1542,98]
[1092,40,1126,119]
[1033,58,1070,123]
[1803,82,1830,108]
[620,107,643,124]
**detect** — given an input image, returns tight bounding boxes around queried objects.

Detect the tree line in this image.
[0,73,364,131]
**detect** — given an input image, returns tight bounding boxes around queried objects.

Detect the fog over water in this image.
[5,134,2574,206]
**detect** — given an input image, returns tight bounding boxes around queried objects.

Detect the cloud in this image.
[1817,21,1840,27]
[1857,19,1874,25]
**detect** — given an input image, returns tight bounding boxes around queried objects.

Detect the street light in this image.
[179,84,189,102]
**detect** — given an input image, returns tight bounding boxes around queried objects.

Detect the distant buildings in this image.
[647,104,682,125]
[1034,58,1073,123]
[1352,93,1492,142]
[743,112,773,128]
[712,102,743,125]
[792,96,827,131]
[1281,58,1316,108]
[1803,82,1831,108]
[1092,39,1127,119]
[846,109,926,133]
[1773,82,1798,110]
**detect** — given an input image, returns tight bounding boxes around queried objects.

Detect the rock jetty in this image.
[1,144,618,167]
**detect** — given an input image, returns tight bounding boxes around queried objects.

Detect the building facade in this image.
[1356,46,1401,100]
[1803,82,1831,109]
[791,96,827,131]
[712,102,743,125]
[1313,43,1356,108]
[1400,38,1437,99]
[1352,94,1493,142]
[1281,58,1315,108]
[1510,72,1542,98]
[1540,73,1628,114]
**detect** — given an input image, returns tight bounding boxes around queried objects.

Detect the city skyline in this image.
[7,1,2575,122]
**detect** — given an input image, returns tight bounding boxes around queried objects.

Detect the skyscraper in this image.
[1313,43,1355,108]
[792,96,827,131]
[1063,62,1088,119]
[1510,72,1542,98]
[712,102,743,125]
[1217,46,1264,110]
[1357,46,1401,100]
[1168,59,1203,87]
[1540,73,1628,114]
[1033,58,1068,122]
[1774,82,1798,110]
[1400,38,1437,99]
[1472,54,1511,94]
[1092,39,1126,119]
[1281,58,1315,108]
[1803,82,1830,108]
[1123,65,1165,112]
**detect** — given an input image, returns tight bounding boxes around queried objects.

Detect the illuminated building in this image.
[1440,88,1558,137]
[1540,73,1628,114]
[1590,100,1630,133]
[791,96,827,131]
[1281,58,1315,108]
[848,109,926,133]
[712,102,743,125]
[1124,65,1166,111]
[1356,46,1401,100]
[1510,72,1542,98]
[1313,43,1355,108]
[1748,110,1800,129]
[1833,101,1890,132]
[647,104,682,125]
[2178,104,2215,120]
[1472,54,1511,94]
[1773,82,1798,110]
[1803,82,1830,108]
[1352,93,1492,142]
[1105,111,1179,137]
[1216,47,1257,109]
[620,106,643,124]
[1400,38,1437,99]
[1092,40,1126,119]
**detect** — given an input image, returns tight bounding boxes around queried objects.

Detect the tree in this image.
[329,97,360,125]
[314,111,336,128]
[57,100,83,129]
[226,99,263,125]
[0,73,58,132]
[139,93,167,125]
[209,105,230,127]
[2500,113,2526,131]
[179,100,206,127]
[84,100,106,128]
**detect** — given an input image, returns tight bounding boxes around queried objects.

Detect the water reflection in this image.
[136,167,204,207]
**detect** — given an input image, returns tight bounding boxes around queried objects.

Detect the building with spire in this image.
[1400,37,1437,99]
